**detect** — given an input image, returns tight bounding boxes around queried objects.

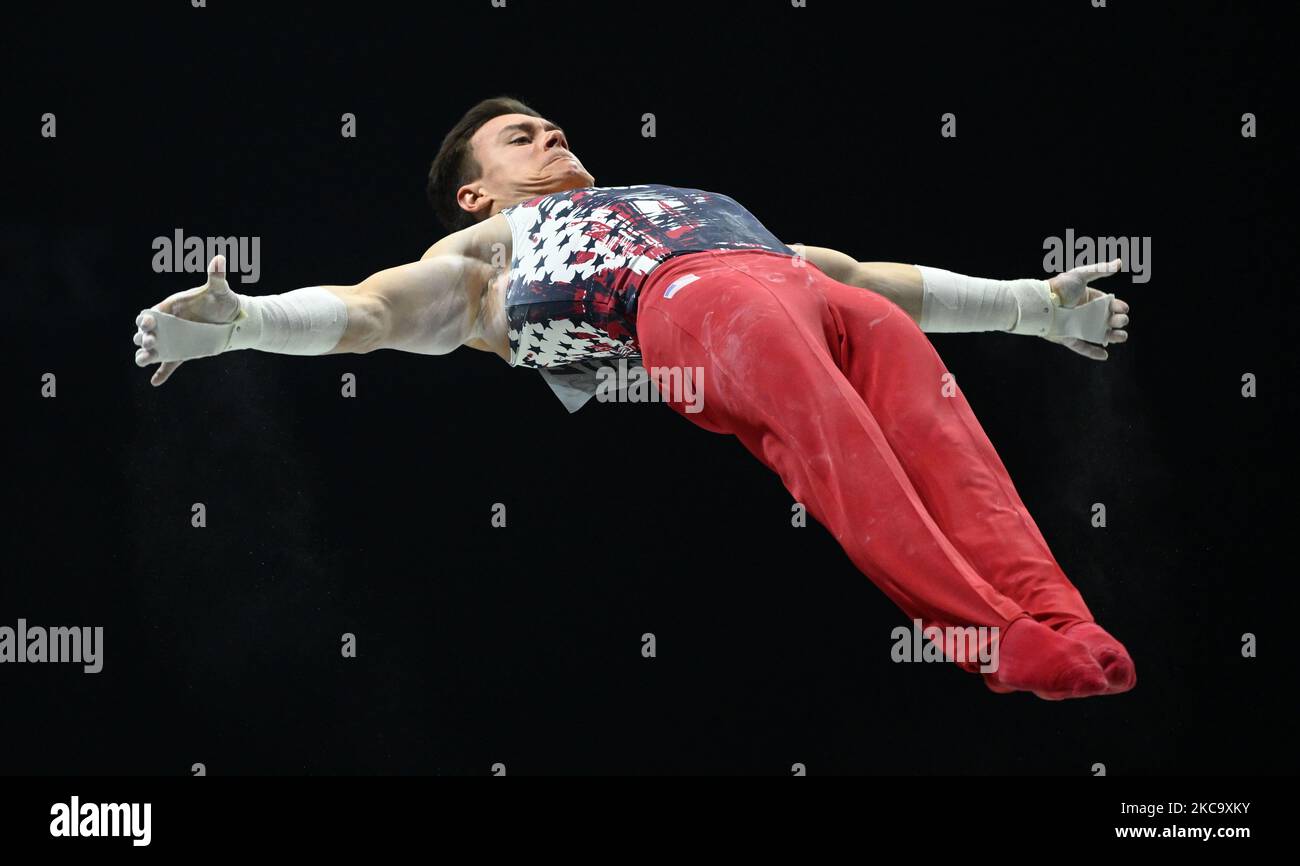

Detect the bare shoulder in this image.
[421,213,512,266]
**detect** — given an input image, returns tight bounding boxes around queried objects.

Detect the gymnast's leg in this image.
[636,251,1109,700]
[819,272,1135,694]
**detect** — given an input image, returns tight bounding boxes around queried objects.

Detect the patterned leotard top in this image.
[500,183,795,371]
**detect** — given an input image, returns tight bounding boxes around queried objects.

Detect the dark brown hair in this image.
[426,96,544,233]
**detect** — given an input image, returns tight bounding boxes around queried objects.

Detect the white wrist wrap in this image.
[915,265,1023,332]
[139,287,348,362]
[915,265,1113,344]
[227,288,349,354]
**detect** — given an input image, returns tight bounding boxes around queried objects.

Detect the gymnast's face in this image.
[458,113,595,221]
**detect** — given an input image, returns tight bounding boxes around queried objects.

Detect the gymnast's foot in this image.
[1058,621,1137,694]
[983,616,1109,700]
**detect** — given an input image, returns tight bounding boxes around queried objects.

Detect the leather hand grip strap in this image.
[137,307,238,362]
[1007,281,1113,345]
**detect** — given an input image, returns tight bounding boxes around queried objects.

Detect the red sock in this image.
[1059,621,1137,694]
[985,618,1137,697]
[984,617,1109,700]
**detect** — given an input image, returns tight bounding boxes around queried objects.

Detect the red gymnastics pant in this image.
[634,249,1095,673]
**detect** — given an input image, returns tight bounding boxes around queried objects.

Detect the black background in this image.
[2,0,1294,775]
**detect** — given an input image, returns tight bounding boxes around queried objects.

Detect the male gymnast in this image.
[133,97,1135,701]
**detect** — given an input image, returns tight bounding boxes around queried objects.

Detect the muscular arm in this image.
[791,245,923,323]
[788,243,1130,358]
[420,239,497,354]
[134,226,499,384]
[331,253,493,355]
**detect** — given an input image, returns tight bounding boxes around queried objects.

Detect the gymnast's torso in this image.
[459,184,796,369]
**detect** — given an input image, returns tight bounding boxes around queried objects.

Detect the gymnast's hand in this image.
[1044,258,1131,361]
[133,255,241,386]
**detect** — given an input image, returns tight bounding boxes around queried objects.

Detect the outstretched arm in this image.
[791,244,1131,361]
[791,246,925,320]
[134,251,492,386]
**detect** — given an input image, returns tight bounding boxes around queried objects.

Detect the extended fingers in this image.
[133,312,159,363]
[1109,296,1129,339]
[1073,257,1123,283]
[205,254,230,293]
[151,360,181,387]
[1081,268,1119,284]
